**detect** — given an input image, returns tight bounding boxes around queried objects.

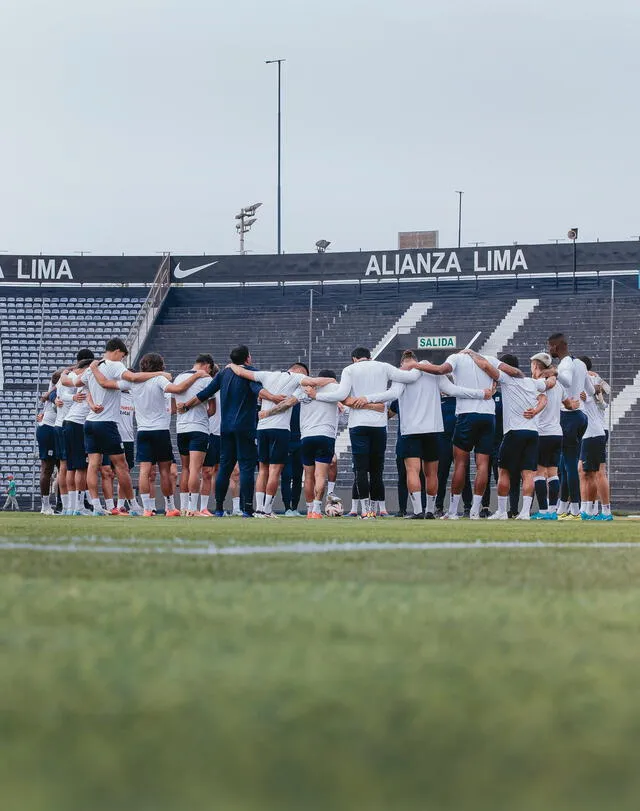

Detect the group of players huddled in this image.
[31,332,613,521]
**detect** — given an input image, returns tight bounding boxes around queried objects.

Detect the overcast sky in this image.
[1,0,639,256]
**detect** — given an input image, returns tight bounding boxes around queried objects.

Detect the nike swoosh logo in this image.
[174,260,219,279]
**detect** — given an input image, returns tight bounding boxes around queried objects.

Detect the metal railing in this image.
[125,253,172,367]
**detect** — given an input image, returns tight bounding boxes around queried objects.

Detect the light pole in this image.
[235,203,262,255]
[266,58,285,254]
[455,191,463,248]
[568,227,578,290]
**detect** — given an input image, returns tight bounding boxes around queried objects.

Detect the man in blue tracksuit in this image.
[178,345,283,516]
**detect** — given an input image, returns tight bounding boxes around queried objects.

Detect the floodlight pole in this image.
[308,289,314,371]
[609,278,615,491]
[266,59,285,254]
[455,191,463,248]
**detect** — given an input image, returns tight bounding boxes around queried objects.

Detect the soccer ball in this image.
[325,497,344,517]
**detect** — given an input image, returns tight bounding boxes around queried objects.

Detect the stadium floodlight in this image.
[567,228,579,241]
[315,239,331,253]
[235,205,261,254]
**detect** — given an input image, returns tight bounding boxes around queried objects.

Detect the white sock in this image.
[117,498,127,509]
[164,496,173,512]
[362,498,372,514]
[557,500,568,515]
[498,495,508,514]
[602,504,611,516]
[378,500,387,514]
[426,494,436,514]
[180,493,188,510]
[69,491,77,511]
[449,493,461,515]
[232,497,240,512]
[200,494,209,511]
[548,503,557,514]
[188,493,199,511]
[91,498,102,511]
[520,495,533,517]
[327,481,336,495]
[142,494,154,511]
[264,494,274,514]
[570,502,580,516]
[105,498,115,511]
[313,499,322,514]
[61,493,70,509]
[349,499,359,514]
[410,492,423,514]
[306,501,313,515]
[167,495,175,511]
[584,501,593,515]
[589,501,599,515]
[471,494,483,516]
[256,492,265,512]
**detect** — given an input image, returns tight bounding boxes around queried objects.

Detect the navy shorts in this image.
[204,434,221,467]
[85,420,124,457]
[349,426,387,458]
[137,430,175,465]
[538,435,562,469]
[54,426,67,461]
[453,413,496,456]
[560,410,588,450]
[177,430,209,456]
[399,432,440,462]
[104,441,135,469]
[499,430,538,472]
[63,420,88,471]
[580,435,607,472]
[37,424,57,461]
[301,435,336,466]
[257,428,290,465]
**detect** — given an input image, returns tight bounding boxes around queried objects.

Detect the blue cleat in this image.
[241,512,254,519]
[594,513,614,521]
[214,509,225,518]
[543,512,558,520]
[580,512,595,521]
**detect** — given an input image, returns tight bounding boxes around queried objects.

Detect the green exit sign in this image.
[418,336,457,349]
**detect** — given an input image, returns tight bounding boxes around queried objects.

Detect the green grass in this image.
[1,515,640,811]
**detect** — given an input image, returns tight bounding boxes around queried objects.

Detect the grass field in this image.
[2,514,640,811]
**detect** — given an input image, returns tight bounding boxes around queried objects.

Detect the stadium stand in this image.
[1,274,639,509]
[0,289,146,504]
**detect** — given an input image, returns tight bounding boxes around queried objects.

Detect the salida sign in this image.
[365,248,528,277]
[418,336,457,349]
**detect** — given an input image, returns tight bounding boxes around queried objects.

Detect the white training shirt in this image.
[582,386,606,440]
[41,393,57,427]
[117,383,135,442]
[557,356,592,411]
[294,382,341,440]
[446,353,500,415]
[315,360,421,428]
[254,370,306,431]
[82,359,127,423]
[54,380,74,427]
[174,372,211,434]
[209,391,221,436]
[130,376,171,432]
[366,373,486,435]
[498,372,546,433]
[536,379,564,437]
[65,372,91,424]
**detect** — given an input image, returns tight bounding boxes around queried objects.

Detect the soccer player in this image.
[463,351,547,520]
[200,366,221,516]
[36,370,61,514]
[365,350,492,519]
[172,354,216,516]
[179,345,284,517]
[389,398,424,517]
[91,352,205,516]
[280,402,303,516]
[413,350,503,520]
[547,333,590,519]
[577,356,610,520]
[306,347,421,519]
[71,339,170,515]
[225,361,335,517]
[61,357,94,515]
[529,352,564,519]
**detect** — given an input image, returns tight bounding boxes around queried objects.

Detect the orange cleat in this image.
[143,509,157,517]
[195,509,214,517]
[165,509,181,517]
[309,512,323,519]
